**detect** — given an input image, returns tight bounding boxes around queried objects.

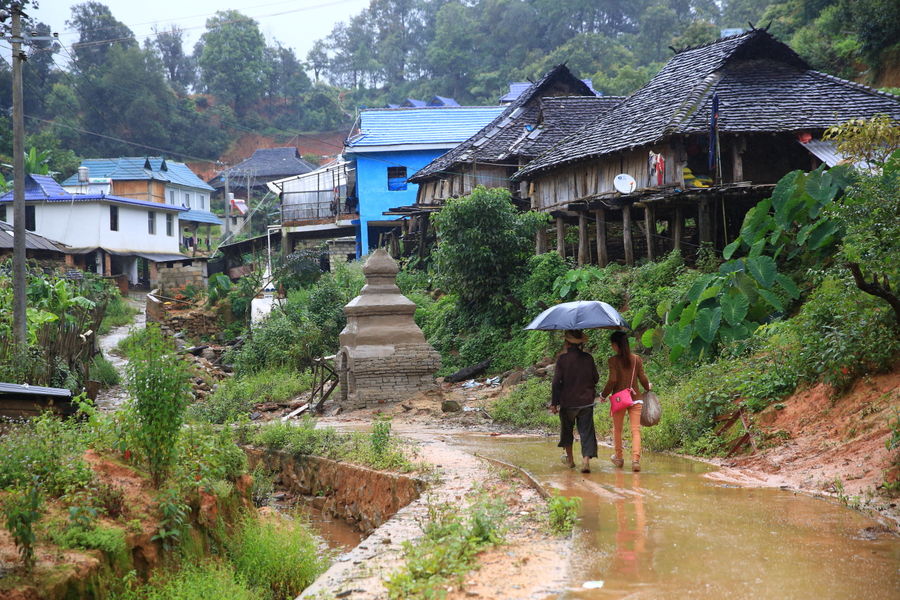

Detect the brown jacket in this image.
[601,354,650,398]
[551,347,599,407]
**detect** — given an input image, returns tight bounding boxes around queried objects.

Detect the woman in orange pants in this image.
[601,331,651,472]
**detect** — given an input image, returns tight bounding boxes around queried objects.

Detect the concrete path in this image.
[94,293,145,411]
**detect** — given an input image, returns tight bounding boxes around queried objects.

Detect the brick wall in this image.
[340,343,441,409]
[157,260,208,295]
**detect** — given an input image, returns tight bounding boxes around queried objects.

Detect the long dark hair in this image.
[610,331,632,367]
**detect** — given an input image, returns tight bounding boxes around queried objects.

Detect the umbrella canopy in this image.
[524,301,628,331]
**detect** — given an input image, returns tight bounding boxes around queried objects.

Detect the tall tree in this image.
[67,2,136,72]
[196,10,266,115]
[152,26,195,92]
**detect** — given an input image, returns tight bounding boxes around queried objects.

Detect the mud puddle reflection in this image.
[454,434,899,599]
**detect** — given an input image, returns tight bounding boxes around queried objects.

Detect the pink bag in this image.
[609,360,637,414]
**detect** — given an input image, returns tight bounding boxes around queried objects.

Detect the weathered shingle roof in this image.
[61,157,215,191]
[500,79,598,103]
[345,106,505,150]
[0,220,67,252]
[409,65,612,183]
[515,30,900,179]
[215,147,316,185]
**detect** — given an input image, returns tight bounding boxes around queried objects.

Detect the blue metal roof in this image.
[346,106,505,149]
[178,209,222,225]
[429,96,460,107]
[402,98,427,107]
[60,157,215,191]
[0,185,187,212]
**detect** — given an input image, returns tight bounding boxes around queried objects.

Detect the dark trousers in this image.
[558,405,598,458]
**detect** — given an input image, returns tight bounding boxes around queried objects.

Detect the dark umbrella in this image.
[524,301,628,331]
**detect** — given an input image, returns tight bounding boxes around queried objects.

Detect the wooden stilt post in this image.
[594,208,608,267]
[673,207,684,253]
[698,199,713,246]
[577,212,588,266]
[644,205,655,261]
[418,214,429,261]
[535,227,547,254]
[556,216,565,258]
[623,205,634,267]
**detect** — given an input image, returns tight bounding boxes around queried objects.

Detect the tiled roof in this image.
[178,209,222,225]
[410,65,608,182]
[214,148,316,185]
[515,30,900,179]
[500,78,598,103]
[345,106,505,150]
[60,157,215,191]
[0,220,67,252]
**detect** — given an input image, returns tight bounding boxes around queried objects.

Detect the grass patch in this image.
[98,293,139,335]
[110,562,264,600]
[489,379,557,430]
[385,494,507,599]
[89,354,120,387]
[227,515,327,599]
[251,417,416,472]
[114,327,158,359]
[545,494,581,535]
[187,369,314,424]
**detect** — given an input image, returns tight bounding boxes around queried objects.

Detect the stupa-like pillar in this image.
[337,249,441,409]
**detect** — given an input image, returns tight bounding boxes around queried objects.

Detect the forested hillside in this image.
[0,0,897,178]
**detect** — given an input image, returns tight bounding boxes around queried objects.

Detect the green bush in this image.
[0,413,93,496]
[489,379,557,430]
[227,516,326,599]
[99,292,138,334]
[2,481,43,571]
[385,495,507,599]
[89,353,120,387]
[110,562,264,600]
[115,326,158,358]
[125,324,192,487]
[187,369,313,424]
[251,418,414,472]
[177,425,248,486]
[58,524,127,557]
[546,494,581,535]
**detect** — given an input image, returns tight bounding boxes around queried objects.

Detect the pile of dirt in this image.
[711,365,899,523]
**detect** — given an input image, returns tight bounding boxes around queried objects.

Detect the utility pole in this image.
[10,2,26,345]
[223,172,231,240]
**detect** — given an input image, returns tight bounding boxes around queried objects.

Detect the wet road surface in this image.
[453,433,900,599]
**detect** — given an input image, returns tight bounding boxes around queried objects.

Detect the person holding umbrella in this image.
[550,329,600,473]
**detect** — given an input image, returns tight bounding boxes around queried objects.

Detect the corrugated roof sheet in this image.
[515,30,900,179]
[411,65,606,182]
[0,220,67,252]
[178,209,222,225]
[345,106,505,149]
[60,157,215,191]
[0,382,72,397]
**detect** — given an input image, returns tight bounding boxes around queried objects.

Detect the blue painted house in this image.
[344,105,504,256]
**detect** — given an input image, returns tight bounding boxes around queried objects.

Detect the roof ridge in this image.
[666,71,724,135]
[672,29,757,55]
[806,69,900,99]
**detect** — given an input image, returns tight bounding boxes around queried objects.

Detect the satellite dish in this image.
[614,173,636,194]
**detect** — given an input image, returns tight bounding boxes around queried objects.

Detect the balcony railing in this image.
[281,195,358,225]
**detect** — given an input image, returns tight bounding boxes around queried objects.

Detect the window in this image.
[168,190,175,205]
[148,211,156,234]
[184,192,191,208]
[200,194,205,210]
[109,205,118,231]
[387,166,407,191]
[0,205,6,222]
[25,205,35,231]
[166,214,174,236]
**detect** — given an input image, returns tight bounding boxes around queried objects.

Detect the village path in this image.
[312,412,900,599]
[94,293,145,411]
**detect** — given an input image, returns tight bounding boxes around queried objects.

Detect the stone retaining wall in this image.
[243,447,424,533]
[157,259,207,295]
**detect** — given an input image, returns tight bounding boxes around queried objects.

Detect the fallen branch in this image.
[445,359,491,383]
[847,262,900,325]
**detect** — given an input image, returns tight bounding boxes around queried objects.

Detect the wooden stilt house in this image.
[513,29,900,266]
[386,65,621,257]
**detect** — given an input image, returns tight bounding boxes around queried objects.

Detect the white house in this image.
[0,174,186,285]
[61,157,221,252]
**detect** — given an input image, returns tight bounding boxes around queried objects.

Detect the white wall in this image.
[166,184,209,211]
[9,201,180,254]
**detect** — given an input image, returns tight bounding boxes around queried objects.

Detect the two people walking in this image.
[551,330,651,473]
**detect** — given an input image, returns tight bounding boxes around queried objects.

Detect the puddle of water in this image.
[272,499,364,552]
[455,435,900,599]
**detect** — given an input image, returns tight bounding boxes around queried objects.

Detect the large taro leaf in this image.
[721,292,750,326]
[775,273,800,300]
[746,255,777,289]
[757,288,784,312]
[694,306,722,344]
